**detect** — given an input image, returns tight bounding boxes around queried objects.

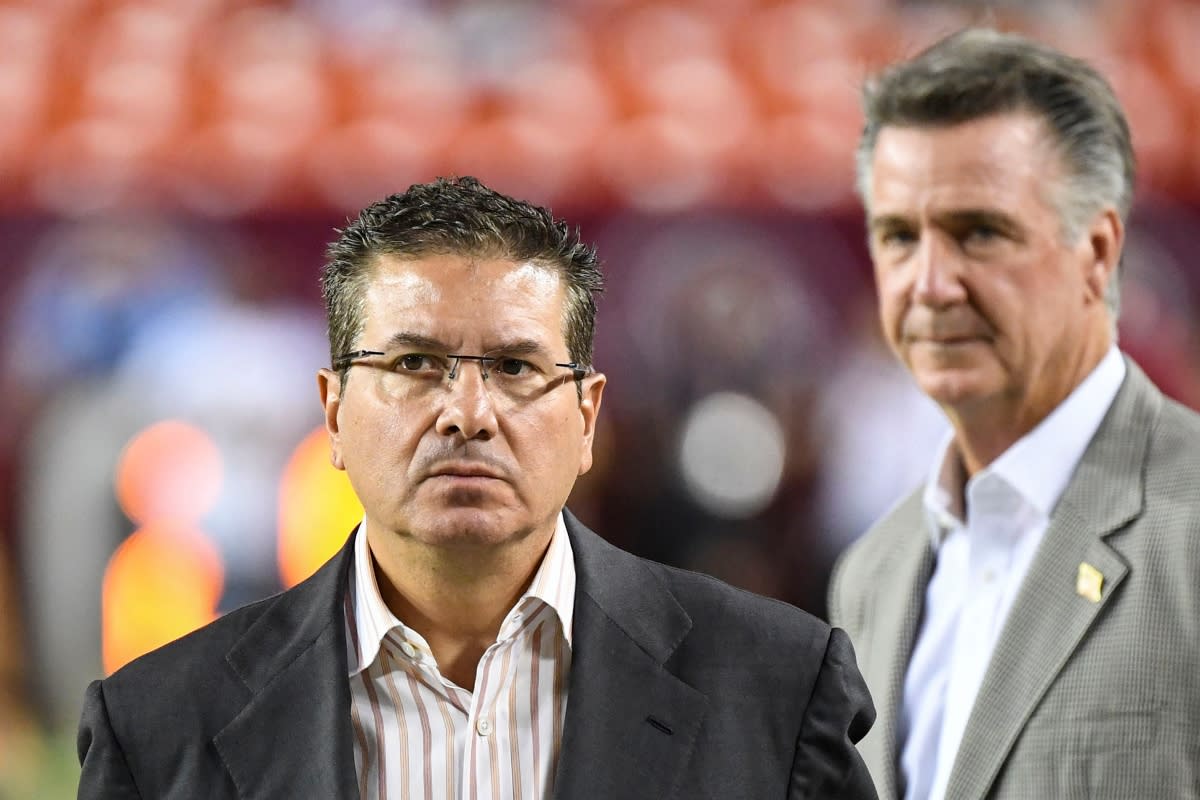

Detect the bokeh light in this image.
[114,419,223,526]
[101,520,223,674]
[278,426,362,588]
[678,392,787,519]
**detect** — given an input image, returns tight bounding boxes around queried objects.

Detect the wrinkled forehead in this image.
[867,114,1063,210]
[358,253,569,344]
[366,251,563,289]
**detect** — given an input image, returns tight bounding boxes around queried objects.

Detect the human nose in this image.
[434,358,499,441]
[911,233,967,308]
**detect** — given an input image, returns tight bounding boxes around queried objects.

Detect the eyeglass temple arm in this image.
[332,350,386,369]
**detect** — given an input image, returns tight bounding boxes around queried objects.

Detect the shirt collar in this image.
[923,345,1126,547]
[346,512,577,677]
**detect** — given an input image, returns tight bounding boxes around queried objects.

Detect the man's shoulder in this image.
[649,556,827,636]
[568,512,829,643]
[101,589,284,696]
[826,487,925,632]
[1102,371,1200,518]
[1148,392,1200,460]
[838,488,926,578]
[98,537,351,702]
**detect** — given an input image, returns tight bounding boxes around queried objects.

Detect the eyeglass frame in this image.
[332,349,590,385]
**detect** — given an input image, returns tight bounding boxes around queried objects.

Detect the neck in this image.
[365,521,555,690]
[948,340,1110,477]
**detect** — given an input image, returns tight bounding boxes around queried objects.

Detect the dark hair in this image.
[322,176,603,379]
[856,27,1135,314]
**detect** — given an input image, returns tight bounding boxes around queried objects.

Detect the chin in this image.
[425,512,510,544]
[415,506,540,550]
[915,370,997,410]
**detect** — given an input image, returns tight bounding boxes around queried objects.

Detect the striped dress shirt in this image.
[345,514,575,800]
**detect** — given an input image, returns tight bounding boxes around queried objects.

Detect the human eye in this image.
[964,224,1002,244]
[490,357,535,377]
[956,214,1014,252]
[873,224,917,252]
[392,353,444,374]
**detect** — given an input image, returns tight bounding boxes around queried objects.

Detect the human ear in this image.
[577,372,606,476]
[1083,208,1123,304]
[317,368,346,471]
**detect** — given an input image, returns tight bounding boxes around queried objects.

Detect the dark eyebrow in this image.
[483,339,549,358]
[380,334,553,358]
[935,209,1019,233]
[868,214,914,235]
[868,210,1022,238]
[382,332,450,352]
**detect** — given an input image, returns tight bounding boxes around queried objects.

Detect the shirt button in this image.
[399,641,418,659]
[476,718,493,737]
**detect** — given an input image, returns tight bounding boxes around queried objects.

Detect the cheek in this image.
[343,403,423,467]
[512,411,583,473]
[875,287,906,340]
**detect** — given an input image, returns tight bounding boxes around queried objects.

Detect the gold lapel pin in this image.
[1076,562,1104,603]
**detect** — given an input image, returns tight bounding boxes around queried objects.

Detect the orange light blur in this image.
[114,419,224,526]
[277,426,362,588]
[101,521,224,675]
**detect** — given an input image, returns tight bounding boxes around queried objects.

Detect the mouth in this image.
[922,337,982,345]
[908,333,988,346]
[428,463,506,481]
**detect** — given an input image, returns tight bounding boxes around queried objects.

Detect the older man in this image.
[78,177,877,799]
[829,27,1200,800]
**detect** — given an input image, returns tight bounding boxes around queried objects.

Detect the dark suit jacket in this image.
[79,511,878,799]
[829,359,1200,799]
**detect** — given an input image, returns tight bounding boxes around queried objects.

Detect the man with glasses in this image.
[78,176,878,799]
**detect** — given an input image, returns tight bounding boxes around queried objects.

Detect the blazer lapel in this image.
[213,534,360,800]
[552,513,708,800]
[944,360,1156,798]
[860,493,934,800]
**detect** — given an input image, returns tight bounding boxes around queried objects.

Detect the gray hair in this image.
[855,28,1135,317]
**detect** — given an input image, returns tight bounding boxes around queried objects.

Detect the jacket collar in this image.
[210,512,711,800]
[944,357,1155,797]
[213,531,360,799]
[551,510,707,800]
[855,492,934,800]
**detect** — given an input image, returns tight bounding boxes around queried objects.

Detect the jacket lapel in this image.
[213,533,360,800]
[552,513,707,800]
[944,360,1156,798]
[860,493,934,800]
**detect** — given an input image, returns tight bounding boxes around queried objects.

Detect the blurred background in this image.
[1,0,1199,794]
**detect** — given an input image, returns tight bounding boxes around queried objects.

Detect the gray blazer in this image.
[79,512,878,799]
[829,359,1200,800]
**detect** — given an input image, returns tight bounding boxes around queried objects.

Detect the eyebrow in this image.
[382,332,450,352]
[380,333,552,358]
[868,209,1020,235]
[867,212,918,233]
[478,339,549,357]
[935,209,1019,232]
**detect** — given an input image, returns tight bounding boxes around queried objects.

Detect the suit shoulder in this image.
[645,558,829,643]
[1152,395,1200,456]
[102,590,281,692]
[634,559,844,705]
[98,533,351,697]
[827,488,924,629]
[1138,397,1200,546]
[837,488,925,578]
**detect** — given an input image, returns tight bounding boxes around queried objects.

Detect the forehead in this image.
[360,253,567,344]
[868,112,1061,216]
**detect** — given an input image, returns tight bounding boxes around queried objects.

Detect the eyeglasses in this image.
[333,349,589,406]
